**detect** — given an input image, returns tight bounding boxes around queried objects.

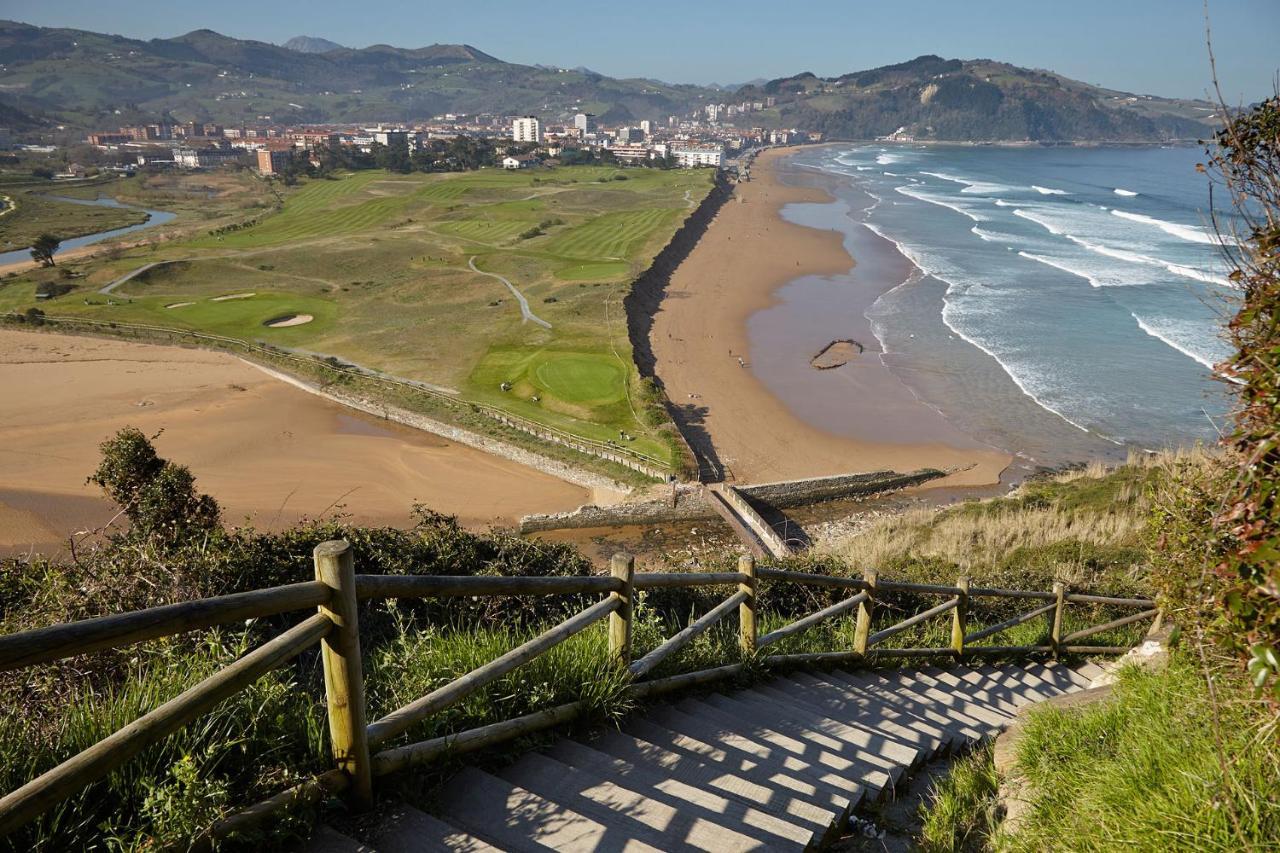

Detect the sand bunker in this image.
[810,339,864,370]
[264,314,314,328]
[165,302,195,309]
[211,292,256,302]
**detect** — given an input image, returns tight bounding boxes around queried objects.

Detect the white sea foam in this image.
[1110,209,1234,245]
[1011,207,1068,235]
[919,170,1010,194]
[993,199,1015,207]
[855,165,873,171]
[1114,188,1139,197]
[883,171,900,176]
[1031,185,1069,195]
[971,226,1002,242]
[1130,314,1223,371]
[876,151,903,165]
[862,222,1106,437]
[1018,251,1106,288]
[895,184,987,222]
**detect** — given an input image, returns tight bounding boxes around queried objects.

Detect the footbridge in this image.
[0,542,1160,850]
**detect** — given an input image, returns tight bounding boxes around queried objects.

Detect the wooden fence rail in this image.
[0,541,1160,842]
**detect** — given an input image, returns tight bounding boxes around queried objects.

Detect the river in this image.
[0,194,176,267]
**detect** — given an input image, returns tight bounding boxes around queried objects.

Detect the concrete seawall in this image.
[518,469,943,533]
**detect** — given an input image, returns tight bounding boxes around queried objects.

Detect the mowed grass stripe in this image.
[436,220,531,242]
[543,208,677,260]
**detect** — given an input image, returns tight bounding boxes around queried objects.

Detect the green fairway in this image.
[3,164,715,473]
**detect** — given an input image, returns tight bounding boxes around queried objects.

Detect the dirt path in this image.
[468,256,552,329]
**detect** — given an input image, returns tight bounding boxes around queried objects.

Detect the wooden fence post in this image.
[609,553,634,666]
[1050,581,1066,659]
[738,554,757,655]
[952,576,969,660]
[314,540,372,809]
[853,570,877,657]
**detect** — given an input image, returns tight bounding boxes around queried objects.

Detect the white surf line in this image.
[99,260,167,295]
[468,256,552,329]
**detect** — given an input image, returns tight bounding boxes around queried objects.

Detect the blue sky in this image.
[5,0,1277,102]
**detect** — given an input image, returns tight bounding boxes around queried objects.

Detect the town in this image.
[62,101,818,178]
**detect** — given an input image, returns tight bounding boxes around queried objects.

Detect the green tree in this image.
[88,428,221,545]
[30,233,60,267]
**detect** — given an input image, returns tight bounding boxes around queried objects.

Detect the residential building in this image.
[672,144,724,168]
[256,148,292,175]
[608,144,652,163]
[615,126,642,144]
[639,120,654,136]
[502,154,537,169]
[512,116,542,143]
[573,113,596,133]
[172,147,246,169]
[87,133,131,146]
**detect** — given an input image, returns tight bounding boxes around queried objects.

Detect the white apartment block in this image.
[512,116,542,143]
[573,113,596,133]
[672,144,723,168]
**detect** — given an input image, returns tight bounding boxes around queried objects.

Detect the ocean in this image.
[763,144,1237,470]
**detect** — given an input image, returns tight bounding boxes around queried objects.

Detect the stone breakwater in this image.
[518,469,943,533]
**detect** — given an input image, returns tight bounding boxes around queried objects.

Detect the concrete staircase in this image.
[308,660,1103,851]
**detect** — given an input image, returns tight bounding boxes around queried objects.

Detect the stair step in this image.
[548,739,818,849]
[748,681,923,768]
[673,695,891,796]
[302,825,372,853]
[698,691,902,793]
[779,672,953,758]
[614,720,843,836]
[436,766,664,852]
[825,670,991,744]
[372,805,499,852]
[644,704,861,815]
[498,751,769,852]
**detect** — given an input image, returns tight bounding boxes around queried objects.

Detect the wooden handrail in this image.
[0,543,1164,842]
[355,573,622,599]
[758,592,869,650]
[0,581,331,672]
[964,602,1058,645]
[366,596,620,748]
[866,598,959,648]
[0,612,333,837]
[630,590,749,678]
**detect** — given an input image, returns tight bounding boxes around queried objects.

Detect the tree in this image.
[30,233,60,267]
[89,427,221,545]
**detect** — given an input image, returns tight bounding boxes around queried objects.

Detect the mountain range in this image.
[0,20,1218,142]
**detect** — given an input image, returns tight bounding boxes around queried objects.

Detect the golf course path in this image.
[468,256,551,329]
[100,261,165,295]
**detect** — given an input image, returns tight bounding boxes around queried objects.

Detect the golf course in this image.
[0,165,715,470]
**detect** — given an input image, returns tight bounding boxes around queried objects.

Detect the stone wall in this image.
[518,469,944,533]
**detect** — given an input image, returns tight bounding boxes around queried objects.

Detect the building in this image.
[607,144,653,163]
[256,148,292,175]
[172,147,245,169]
[639,120,654,136]
[615,126,642,144]
[367,127,410,149]
[512,116,542,143]
[87,133,132,146]
[501,154,537,169]
[672,144,724,169]
[573,113,596,134]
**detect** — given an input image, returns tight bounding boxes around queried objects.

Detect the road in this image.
[468,256,552,329]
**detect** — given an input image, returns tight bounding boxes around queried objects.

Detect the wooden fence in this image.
[0,541,1159,842]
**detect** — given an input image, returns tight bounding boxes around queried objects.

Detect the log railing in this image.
[0,541,1159,841]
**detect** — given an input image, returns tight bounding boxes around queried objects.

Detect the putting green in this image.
[532,354,625,404]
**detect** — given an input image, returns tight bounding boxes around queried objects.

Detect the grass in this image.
[1,164,715,471]
[919,654,1280,851]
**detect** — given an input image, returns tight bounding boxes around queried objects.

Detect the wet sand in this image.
[0,330,594,556]
[651,147,1011,485]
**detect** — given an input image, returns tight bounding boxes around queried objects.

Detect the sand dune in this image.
[0,330,592,555]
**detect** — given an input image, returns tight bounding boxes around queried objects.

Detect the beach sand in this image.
[0,330,594,555]
[651,147,1011,485]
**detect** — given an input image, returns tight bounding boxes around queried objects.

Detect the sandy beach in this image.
[651,147,1011,485]
[0,329,595,555]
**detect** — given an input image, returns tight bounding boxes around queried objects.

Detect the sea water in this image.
[774,144,1236,467]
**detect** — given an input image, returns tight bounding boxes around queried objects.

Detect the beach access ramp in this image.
[704,482,794,559]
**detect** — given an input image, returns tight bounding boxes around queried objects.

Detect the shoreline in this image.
[649,146,1012,486]
[0,329,602,557]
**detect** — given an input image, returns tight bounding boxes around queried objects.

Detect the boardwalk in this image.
[313,659,1102,851]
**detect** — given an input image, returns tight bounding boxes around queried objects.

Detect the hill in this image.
[0,22,1217,141]
[0,20,717,129]
[737,55,1216,142]
[282,35,344,54]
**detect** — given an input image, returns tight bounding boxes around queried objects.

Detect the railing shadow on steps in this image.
[0,540,1160,846]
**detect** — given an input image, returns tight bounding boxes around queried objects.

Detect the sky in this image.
[4,0,1277,103]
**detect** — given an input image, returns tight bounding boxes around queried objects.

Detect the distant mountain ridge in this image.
[282,35,345,54]
[740,55,1217,142]
[0,22,1217,142]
